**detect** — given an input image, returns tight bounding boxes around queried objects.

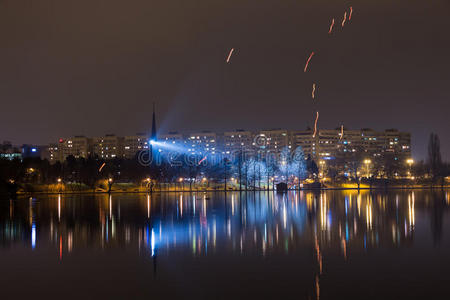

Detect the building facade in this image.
[123,134,149,159]
[46,128,412,175]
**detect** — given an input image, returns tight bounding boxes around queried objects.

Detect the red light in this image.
[59,138,64,143]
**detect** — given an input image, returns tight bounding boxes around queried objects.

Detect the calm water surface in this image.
[1,190,450,299]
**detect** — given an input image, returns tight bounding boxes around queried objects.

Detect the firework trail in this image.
[312,83,317,99]
[304,52,315,72]
[313,111,319,138]
[198,156,207,165]
[328,18,335,34]
[342,11,347,27]
[226,48,235,63]
[340,125,344,140]
[99,162,106,172]
[349,7,353,21]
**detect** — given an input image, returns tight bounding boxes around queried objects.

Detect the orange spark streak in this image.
[312,83,316,99]
[340,125,344,140]
[328,18,335,34]
[226,48,235,63]
[315,274,320,300]
[342,11,347,27]
[313,112,319,138]
[99,162,106,172]
[198,156,207,165]
[349,7,353,21]
[59,236,63,260]
[304,52,315,73]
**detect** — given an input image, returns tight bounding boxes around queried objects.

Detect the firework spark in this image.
[312,83,317,99]
[340,125,344,140]
[342,11,347,27]
[349,7,353,21]
[99,162,106,172]
[226,48,235,63]
[313,111,319,138]
[328,18,335,34]
[304,52,315,73]
[198,156,207,165]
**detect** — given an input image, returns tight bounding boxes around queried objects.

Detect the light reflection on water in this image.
[1,190,450,299]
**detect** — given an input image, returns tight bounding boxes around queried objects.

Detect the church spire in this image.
[151,102,157,141]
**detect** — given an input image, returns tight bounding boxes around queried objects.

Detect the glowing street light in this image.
[406,158,414,179]
[57,178,62,183]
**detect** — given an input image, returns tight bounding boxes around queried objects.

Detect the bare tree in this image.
[428,133,443,186]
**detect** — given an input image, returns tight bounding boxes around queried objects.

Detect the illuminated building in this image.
[159,132,184,143]
[258,129,291,153]
[223,129,253,154]
[187,131,217,155]
[0,141,22,160]
[47,143,61,162]
[123,133,149,159]
[58,136,91,161]
[92,134,124,159]
[47,128,411,169]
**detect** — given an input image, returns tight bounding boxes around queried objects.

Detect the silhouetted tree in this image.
[428,133,443,185]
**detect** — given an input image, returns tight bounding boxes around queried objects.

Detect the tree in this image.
[428,133,443,183]
[290,146,307,189]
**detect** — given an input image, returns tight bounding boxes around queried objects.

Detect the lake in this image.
[1,190,449,299]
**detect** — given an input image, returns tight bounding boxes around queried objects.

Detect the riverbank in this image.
[4,181,449,195]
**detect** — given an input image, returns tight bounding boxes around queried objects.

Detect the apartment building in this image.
[123,133,149,159]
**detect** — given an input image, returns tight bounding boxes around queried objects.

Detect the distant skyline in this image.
[0,0,449,160]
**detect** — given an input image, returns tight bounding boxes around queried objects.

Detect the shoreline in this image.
[6,185,449,196]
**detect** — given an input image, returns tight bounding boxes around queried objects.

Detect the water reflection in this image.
[0,190,449,298]
[2,191,449,256]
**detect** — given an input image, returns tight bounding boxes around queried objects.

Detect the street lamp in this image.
[144,177,151,192]
[179,177,184,191]
[57,178,63,192]
[319,160,326,178]
[406,158,414,178]
[107,178,113,193]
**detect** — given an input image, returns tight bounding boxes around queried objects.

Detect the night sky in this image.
[0,0,449,160]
